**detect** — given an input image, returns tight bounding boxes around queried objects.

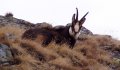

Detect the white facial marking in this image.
[69,26,81,39]
[69,27,74,36]
[74,22,80,32]
[75,31,80,39]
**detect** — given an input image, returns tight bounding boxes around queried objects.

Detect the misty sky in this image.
[0,0,120,39]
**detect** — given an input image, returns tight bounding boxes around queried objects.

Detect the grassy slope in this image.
[0,25,120,70]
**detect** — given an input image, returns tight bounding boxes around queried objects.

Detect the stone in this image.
[80,26,93,35]
[0,44,13,65]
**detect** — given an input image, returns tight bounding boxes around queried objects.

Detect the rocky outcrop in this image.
[0,44,13,65]
[0,13,35,29]
[80,26,93,35]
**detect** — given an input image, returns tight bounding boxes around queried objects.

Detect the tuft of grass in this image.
[0,24,25,37]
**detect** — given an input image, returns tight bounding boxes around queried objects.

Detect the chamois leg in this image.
[55,35,63,45]
[42,34,53,46]
[68,38,76,48]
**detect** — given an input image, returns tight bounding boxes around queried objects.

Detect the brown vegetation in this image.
[0,25,120,70]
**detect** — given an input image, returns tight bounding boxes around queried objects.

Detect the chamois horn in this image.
[72,14,75,23]
[80,12,89,21]
[79,12,89,25]
[76,8,78,21]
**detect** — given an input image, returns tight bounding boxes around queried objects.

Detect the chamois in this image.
[22,8,88,48]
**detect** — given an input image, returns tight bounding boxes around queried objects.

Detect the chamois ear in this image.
[72,14,75,24]
[79,12,89,25]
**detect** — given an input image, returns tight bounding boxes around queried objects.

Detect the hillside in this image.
[0,14,120,70]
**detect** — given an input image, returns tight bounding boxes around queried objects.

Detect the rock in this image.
[0,14,35,29]
[0,44,13,65]
[99,45,120,59]
[80,26,93,35]
[66,23,71,27]
[5,13,13,18]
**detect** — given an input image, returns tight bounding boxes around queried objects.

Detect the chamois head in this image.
[69,8,89,39]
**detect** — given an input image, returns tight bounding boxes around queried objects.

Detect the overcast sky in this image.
[0,0,120,39]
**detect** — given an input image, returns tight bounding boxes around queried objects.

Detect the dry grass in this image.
[0,24,25,37]
[0,25,120,70]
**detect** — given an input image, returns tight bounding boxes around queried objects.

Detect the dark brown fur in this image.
[22,25,76,48]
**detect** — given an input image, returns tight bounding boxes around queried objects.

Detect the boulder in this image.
[80,26,93,35]
[0,44,13,65]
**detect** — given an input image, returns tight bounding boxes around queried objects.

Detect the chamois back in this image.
[22,28,58,46]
